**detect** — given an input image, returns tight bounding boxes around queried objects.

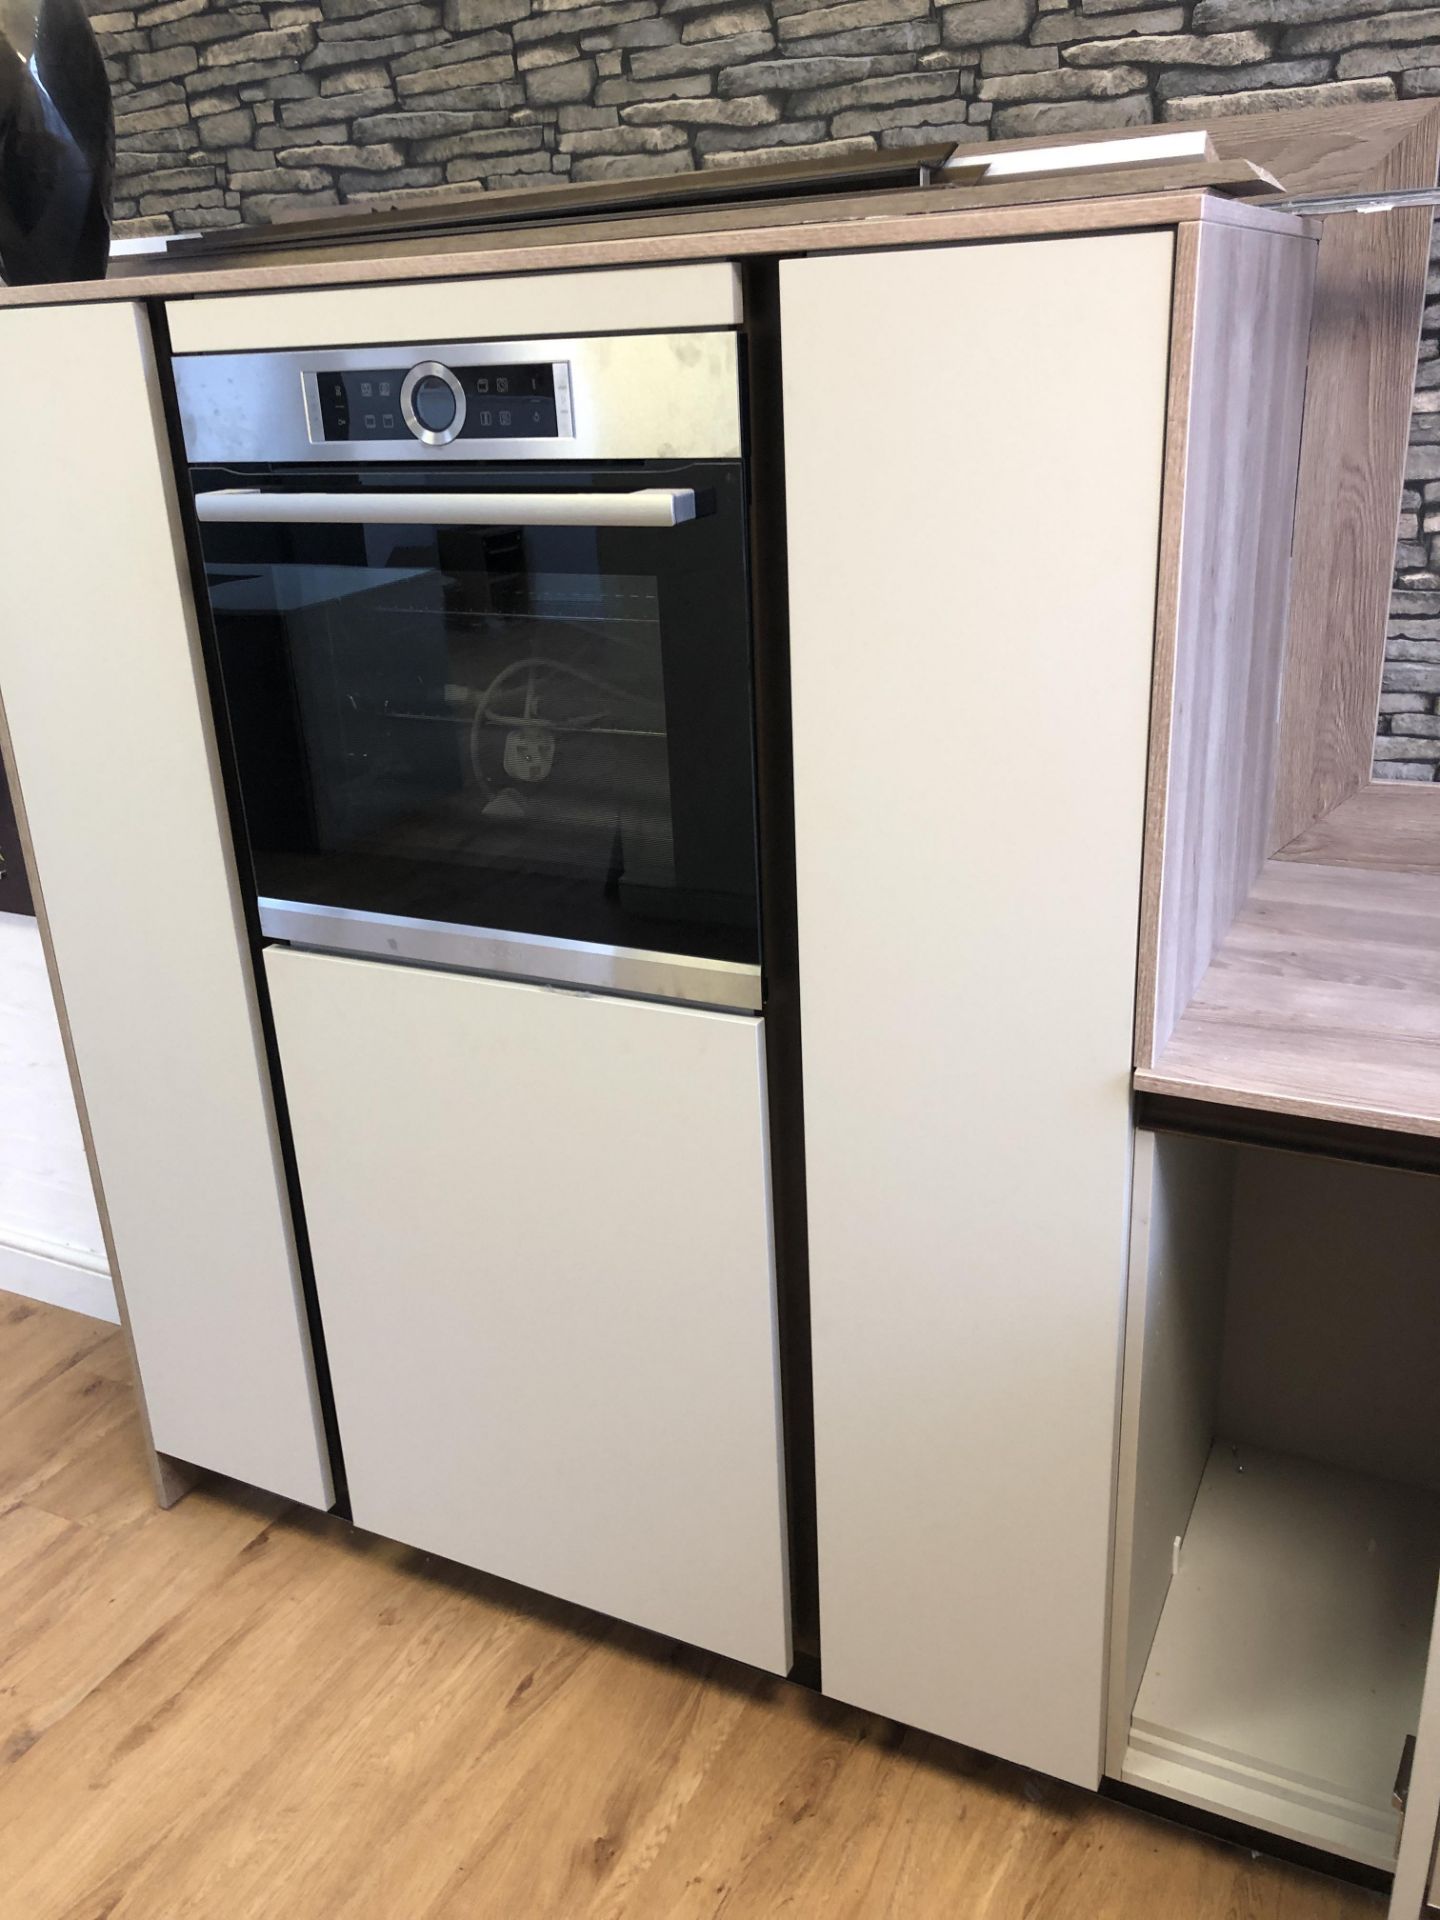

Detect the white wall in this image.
[0,915,117,1322]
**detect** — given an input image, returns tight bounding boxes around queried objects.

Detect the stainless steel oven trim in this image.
[175,332,740,465]
[194,486,698,528]
[259,899,763,1014]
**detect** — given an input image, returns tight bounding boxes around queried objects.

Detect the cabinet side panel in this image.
[1107,1131,1232,1773]
[1143,222,1316,1063]
[0,301,331,1507]
[783,231,1172,1786]
[266,948,791,1675]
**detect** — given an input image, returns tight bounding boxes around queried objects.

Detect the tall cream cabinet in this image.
[782,232,1172,1786]
[781,224,1315,1789]
[0,300,333,1507]
[2,180,1381,1884]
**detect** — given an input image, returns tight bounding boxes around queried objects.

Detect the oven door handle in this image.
[193,487,698,529]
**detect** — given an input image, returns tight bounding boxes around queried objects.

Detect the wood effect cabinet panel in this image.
[781,232,1173,1786]
[0,301,331,1506]
[265,948,791,1674]
[1138,220,1316,1066]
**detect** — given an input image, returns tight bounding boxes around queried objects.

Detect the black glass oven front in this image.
[193,462,759,1005]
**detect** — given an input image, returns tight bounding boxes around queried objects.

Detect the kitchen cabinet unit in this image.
[782,219,1314,1787]
[1081,120,1440,1920]
[4,96,1434,1904]
[1124,591,1440,1914]
[265,947,790,1675]
[1111,1134,1440,1872]
[0,300,332,1508]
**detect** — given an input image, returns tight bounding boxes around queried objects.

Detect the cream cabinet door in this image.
[0,301,332,1507]
[266,948,791,1674]
[782,232,1172,1786]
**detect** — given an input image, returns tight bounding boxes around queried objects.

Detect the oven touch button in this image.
[400,360,465,446]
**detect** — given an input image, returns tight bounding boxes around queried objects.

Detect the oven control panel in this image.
[175,334,740,465]
[310,358,573,448]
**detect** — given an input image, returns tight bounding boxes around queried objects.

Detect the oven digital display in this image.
[314,363,562,443]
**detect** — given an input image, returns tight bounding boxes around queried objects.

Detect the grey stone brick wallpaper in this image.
[86,0,1440,779]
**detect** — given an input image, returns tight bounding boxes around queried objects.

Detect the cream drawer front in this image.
[165,261,742,354]
[265,947,791,1674]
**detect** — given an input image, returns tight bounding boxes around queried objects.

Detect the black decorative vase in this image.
[0,0,114,285]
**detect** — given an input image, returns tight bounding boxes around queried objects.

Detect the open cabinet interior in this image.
[1132,170,1440,1143]
[1109,1130,1440,1871]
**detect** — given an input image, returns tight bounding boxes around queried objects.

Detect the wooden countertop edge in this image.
[1132,1067,1440,1143]
[0,181,1311,312]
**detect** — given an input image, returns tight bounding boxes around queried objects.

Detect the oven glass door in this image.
[193,462,760,1009]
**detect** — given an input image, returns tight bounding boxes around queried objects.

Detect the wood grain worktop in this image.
[7,92,1429,317]
[0,164,1299,312]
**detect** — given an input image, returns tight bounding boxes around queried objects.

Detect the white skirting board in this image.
[0,1232,117,1324]
[1122,1441,1440,1870]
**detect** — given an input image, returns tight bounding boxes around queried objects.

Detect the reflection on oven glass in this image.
[205,497,759,968]
[289,562,674,909]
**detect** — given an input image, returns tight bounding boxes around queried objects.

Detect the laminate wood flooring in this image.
[0,1290,1381,1919]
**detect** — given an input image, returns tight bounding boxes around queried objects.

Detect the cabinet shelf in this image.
[1136,787,1440,1141]
[1122,1441,1440,1870]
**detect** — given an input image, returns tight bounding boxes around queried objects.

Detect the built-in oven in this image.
[173,331,760,1011]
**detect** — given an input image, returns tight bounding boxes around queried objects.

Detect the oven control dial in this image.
[400,360,465,446]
